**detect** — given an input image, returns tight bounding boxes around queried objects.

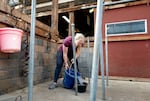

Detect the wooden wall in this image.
[99,4,150,78]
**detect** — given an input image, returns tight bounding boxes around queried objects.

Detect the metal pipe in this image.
[62,15,77,95]
[87,37,91,84]
[71,23,78,95]
[99,18,106,101]
[28,0,36,101]
[105,27,109,86]
[90,0,105,101]
[98,0,106,99]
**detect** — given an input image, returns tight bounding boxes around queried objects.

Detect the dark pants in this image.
[54,50,78,83]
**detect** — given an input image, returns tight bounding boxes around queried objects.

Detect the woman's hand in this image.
[65,63,69,69]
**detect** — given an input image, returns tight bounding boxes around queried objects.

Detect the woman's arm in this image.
[63,44,69,68]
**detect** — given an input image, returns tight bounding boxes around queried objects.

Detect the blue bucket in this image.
[63,69,80,89]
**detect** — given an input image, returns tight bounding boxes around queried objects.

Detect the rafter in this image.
[36,2,97,17]
[15,0,74,10]
[35,0,150,17]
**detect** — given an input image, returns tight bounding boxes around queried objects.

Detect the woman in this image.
[49,33,85,89]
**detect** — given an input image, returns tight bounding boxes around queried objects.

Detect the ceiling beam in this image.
[36,2,97,17]
[36,0,150,17]
[15,0,74,10]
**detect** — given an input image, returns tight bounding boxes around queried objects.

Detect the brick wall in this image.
[0,36,58,95]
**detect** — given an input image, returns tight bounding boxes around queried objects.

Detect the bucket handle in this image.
[67,63,81,77]
[68,63,73,75]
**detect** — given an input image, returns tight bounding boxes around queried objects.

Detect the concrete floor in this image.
[0,78,150,101]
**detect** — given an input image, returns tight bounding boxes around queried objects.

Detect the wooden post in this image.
[68,2,75,36]
[51,0,59,40]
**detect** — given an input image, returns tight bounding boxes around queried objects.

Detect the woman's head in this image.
[75,33,85,47]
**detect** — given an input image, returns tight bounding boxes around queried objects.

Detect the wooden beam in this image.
[16,0,75,11]
[51,0,59,41]
[36,11,52,17]
[31,0,74,10]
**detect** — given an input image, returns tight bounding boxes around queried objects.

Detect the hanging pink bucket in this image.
[0,28,24,53]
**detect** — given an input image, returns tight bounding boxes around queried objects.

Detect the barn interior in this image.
[0,0,150,101]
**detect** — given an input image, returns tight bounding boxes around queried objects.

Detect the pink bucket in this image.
[0,28,24,53]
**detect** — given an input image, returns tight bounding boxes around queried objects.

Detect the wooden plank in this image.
[51,0,59,41]
[36,11,52,17]
[23,0,75,10]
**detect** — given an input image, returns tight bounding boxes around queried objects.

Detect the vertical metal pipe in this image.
[71,23,78,95]
[90,0,105,101]
[98,0,106,100]
[28,0,36,101]
[87,37,91,84]
[105,27,109,86]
